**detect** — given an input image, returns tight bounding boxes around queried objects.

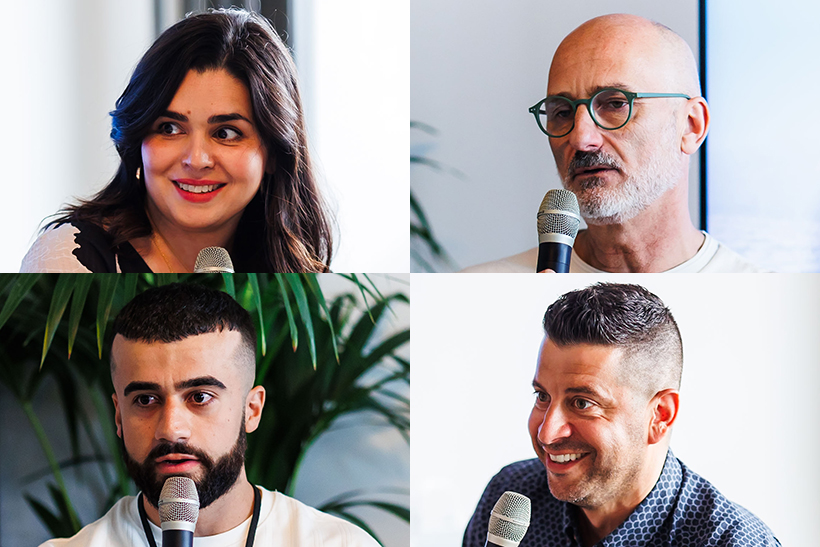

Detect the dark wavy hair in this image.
[50,8,333,272]
[543,283,683,397]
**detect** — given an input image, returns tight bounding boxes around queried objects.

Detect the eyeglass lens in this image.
[540,89,631,136]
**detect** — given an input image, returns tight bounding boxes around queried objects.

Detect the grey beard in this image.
[561,147,680,225]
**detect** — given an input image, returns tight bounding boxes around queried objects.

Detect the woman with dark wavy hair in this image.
[21,8,333,272]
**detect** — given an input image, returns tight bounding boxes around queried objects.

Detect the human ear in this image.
[680,97,710,155]
[112,393,123,438]
[648,389,679,445]
[244,386,266,433]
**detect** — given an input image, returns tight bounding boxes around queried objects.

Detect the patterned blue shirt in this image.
[463,451,780,546]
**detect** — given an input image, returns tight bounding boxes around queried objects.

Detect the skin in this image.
[545,14,710,272]
[132,68,271,272]
[529,338,678,546]
[111,330,265,536]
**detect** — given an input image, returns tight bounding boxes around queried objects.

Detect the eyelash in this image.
[155,122,244,141]
[132,392,214,407]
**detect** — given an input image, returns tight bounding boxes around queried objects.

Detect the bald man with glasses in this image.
[462,14,761,273]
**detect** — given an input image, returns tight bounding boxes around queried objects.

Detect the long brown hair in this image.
[50,8,333,272]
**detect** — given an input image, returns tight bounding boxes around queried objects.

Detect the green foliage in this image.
[0,273,408,545]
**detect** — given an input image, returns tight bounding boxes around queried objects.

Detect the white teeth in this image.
[178,182,219,194]
[549,453,583,463]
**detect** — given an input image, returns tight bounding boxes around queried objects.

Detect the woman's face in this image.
[141,68,268,235]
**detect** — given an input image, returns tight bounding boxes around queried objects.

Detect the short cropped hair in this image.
[112,283,257,379]
[543,283,682,397]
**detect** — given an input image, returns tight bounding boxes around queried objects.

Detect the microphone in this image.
[485,491,531,547]
[536,189,581,273]
[159,477,199,547]
[194,246,235,273]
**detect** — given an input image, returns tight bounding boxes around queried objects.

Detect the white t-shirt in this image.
[39,488,379,547]
[460,232,764,273]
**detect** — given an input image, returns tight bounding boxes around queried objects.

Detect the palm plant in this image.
[411,120,464,272]
[0,273,408,545]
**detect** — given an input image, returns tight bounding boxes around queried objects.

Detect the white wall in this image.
[411,0,701,271]
[294,1,410,273]
[1,1,153,272]
[706,0,820,272]
[411,274,819,546]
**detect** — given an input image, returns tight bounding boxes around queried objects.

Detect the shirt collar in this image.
[561,450,682,547]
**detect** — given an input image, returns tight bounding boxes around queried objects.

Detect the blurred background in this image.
[1,0,409,273]
[411,0,820,272]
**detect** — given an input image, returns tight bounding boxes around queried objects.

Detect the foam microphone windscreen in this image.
[487,491,531,547]
[158,476,199,533]
[194,246,235,273]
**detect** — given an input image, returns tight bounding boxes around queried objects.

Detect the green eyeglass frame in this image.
[528,88,691,138]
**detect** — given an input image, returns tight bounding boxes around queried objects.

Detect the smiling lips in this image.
[173,179,226,202]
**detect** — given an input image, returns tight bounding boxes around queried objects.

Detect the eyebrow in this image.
[551,83,635,99]
[531,381,612,403]
[123,375,227,396]
[159,110,252,125]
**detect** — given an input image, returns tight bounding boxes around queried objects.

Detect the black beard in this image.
[121,423,247,510]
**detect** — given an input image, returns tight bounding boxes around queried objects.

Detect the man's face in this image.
[528,338,651,508]
[546,33,686,224]
[111,330,259,508]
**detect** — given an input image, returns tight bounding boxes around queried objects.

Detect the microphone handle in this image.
[536,241,572,273]
[163,529,194,547]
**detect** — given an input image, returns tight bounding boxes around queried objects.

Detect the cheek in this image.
[527,408,542,443]
[231,147,266,190]
[141,138,177,175]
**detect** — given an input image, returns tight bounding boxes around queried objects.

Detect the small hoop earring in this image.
[136,167,141,180]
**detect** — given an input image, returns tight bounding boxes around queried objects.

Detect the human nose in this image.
[537,403,573,446]
[182,132,214,171]
[566,103,604,152]
[154,399,191,444]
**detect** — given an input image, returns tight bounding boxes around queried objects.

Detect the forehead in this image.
[168,68,253,118]
[111,330,245,390]
[547,25,677,97]
[535,338,625,392]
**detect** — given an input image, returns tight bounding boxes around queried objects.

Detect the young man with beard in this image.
[462,14,760,273]
[462,283,779,546]
[40,283,378,547]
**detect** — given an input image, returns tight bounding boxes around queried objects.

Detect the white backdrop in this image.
[706,0,820,272]
[0,0,409,273]
[411,0,701,271]
[411,274,819,546]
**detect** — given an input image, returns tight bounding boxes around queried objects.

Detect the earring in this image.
[136,167,141,180]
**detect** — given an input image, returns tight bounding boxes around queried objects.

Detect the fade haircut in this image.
[111,283,257,383]
[543,283,682,398]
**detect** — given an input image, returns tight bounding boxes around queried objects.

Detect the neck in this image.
[132,205,240,272]
[576,446,669,547]
[142,470,256,537]
[574,183,703,272]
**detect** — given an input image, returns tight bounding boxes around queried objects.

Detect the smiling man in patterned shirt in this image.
[463,283,780,547]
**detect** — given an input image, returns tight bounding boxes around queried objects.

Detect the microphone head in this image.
[537,189,581,245]
[487,491,531,547]
[158,476,199,532]
[194,246,235,273]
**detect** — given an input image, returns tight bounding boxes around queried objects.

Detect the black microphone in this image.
[194,246,235,273]
[536,189,581,273]
[485,491,531,547]
[159,477,199,547]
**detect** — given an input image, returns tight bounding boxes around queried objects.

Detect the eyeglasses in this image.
[528,88,691,138]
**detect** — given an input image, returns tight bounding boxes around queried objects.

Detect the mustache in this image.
[543,439,594,454]
[147,441,213,467]
[566,150,621,178]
